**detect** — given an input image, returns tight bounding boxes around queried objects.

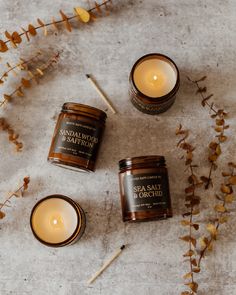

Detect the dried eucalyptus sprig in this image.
[177,124,235,294]
[0,0,112,53]
[0,117,23,151]
[0,51,42,85]
[0,176,30,219]
[0,52,60,108]
[187,76,229,189]
[197,162,236,268]
[176,124,202,295]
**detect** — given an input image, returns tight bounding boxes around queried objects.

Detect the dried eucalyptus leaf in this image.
[181,220,191,226]
[208,154,218,162]
[60,10,72,32]
[214,204,226,213]
[206,223,217,236]
[183,272,192,279]
[192,267,200,273]
[21,78,31,88]
[221,184,231,194]
[95,1,102,13]
[183,249,194,257]
[185,282,198,293]
[216,118,225,126]
[21,27,30,41]
[192,224,199,230]
[74,7,90,23]
[215,126,223,132]
[0,211,6,219]
[36,68,44,76]
[3,94,12,102]
[0,40,8,52]
[52,17,59,30]
[225,194,234,203]
[28,24,37,36]
[219,135,227,142]
[229,176,236,185]
[12,31,22,44]
[218,216,229,224]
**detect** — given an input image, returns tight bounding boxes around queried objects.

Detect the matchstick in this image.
[87,245,125,284]
[86,74,117,114]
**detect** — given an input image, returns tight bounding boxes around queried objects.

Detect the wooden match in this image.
[87,245,125,284]
[86,74,117,114]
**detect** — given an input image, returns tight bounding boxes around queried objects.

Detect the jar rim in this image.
[119,155,166,170]
[30,194,84,247]
[62,102,107,122]
[130,53,180,102]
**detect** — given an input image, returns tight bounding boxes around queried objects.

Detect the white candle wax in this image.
[133,56,178,98]
[31,198,78,244]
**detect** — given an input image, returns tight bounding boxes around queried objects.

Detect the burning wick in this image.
[153,75,158,81]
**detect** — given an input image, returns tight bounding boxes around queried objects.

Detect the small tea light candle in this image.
[129,53,180,115]
[30,195,86,247]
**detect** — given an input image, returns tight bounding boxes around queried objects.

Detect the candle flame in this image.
[50,215,64,229]
[153,75,158,81]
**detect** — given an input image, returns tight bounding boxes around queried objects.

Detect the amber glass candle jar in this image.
[129,53,180,115]
[30,195,86,247]
[48,103,107,172]
[119,156,172,222]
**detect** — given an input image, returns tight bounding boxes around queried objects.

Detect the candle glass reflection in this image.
[129,53,180,115]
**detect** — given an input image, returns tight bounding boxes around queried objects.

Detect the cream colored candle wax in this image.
[31,196,81,246]
[133,55,178,98]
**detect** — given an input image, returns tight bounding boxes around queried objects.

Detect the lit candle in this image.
[129,53,180,115]
[30,195,86,247]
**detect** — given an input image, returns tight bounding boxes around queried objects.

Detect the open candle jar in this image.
[30,195,86,247]
[119,156,172,222]
[48,103,107,172]
[129,53,180,115]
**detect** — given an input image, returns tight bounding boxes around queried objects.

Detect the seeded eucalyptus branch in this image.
[187,76,229,189]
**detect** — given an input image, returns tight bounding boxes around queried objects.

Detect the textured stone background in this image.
[0,1,236,294]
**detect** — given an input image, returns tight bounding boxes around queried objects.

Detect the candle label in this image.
[53,118,102,161]
[124,173,170,212]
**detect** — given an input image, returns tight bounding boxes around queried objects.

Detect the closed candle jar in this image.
[30,195,86,247]
[129,53,180,115]
[48,102,107,172]
[118,156,172,222]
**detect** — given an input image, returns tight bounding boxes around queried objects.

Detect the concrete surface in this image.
[0,0,236,294]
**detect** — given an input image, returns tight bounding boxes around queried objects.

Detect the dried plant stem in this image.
[188,76,229,190]
[190,78,217,115]
[0,52,59,108]
[177,125,201,295]
[0,185,24,210]
[0,51,42,83]
[0,117,23,151]
[177,121,235,294]
[197,165,236,268]
[0,177,30,219]
[2,0,112,48]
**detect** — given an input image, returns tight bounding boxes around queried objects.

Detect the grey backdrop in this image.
[0,1,236,294]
